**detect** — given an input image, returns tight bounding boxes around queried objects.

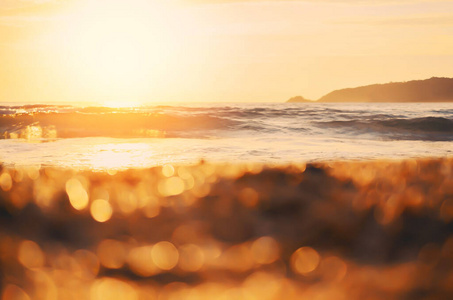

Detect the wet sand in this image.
[1,158,453,299]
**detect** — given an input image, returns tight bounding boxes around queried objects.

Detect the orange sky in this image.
[1,0,453,105]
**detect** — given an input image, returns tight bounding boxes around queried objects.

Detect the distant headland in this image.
[286,96,313,103]
[287,77,453,103]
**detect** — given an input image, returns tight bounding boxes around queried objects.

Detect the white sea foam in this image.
[0,102,452,169]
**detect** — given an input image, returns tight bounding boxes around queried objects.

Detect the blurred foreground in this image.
[1,158,453,299]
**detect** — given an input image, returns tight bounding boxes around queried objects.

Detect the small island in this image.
[287,77,453,103]
[286,96,314,103]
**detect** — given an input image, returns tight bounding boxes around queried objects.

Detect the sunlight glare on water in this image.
[90,143,155,170]
[0,136,451,170]
[0,103,451,170]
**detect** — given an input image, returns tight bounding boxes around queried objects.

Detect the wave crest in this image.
[318,117,453,141]
[0,112,234,139]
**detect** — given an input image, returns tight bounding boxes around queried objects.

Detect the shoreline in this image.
[1,157,452,299]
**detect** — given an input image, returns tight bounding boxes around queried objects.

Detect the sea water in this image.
[0,102,452,169]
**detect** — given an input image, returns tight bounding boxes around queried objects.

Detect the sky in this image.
[1,0,453,105]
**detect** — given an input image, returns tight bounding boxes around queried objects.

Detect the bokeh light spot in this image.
[0,172,12,191]
[66,178,89,210]
[290,247,320,275]
[97,240,127,269]
[158,177,185,197]
[17,240,45,269]
[151,241,179,271]
[90,199,113,222]
[90,278,138,300]
[162,164,175,177]
[2,284,30,300]
[73,249,100,280]
[178,244,205,272]
[127,246,159,277]
[251,236,280,265]
[319,256,348,282]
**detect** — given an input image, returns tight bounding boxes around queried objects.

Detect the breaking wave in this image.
[317,117,453,141]
[0,103,452,141]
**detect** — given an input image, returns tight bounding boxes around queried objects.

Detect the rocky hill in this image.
[288,77,453,103]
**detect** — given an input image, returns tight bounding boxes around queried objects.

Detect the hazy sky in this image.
[1,0,453,105]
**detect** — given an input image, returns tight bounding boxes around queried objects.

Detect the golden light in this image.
[73,250,100,280]
[177,167,195,190]
[90,199,113,222]
[17,240,45,269]
[54,0,185,107]
[2,285,30,300]
[319,256,348,283]
[158,177,185,197]
[90,278,138,300]
[127,246,160,277]
[142,199,161,218]
[66,178,89,210]
[0,172,12,191]
[250,236,280,265]
[151,241,179,271]
[162,165,175,178]
[26,166,41,181]
[290,247,320,275]
[1,159,453,298]
[97,240,127,269]
[242,272,283,300]
[222,244,254,273]
[89,143,154,170]
[178,244,205,272]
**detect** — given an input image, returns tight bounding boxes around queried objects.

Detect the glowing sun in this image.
[54,0,183,107]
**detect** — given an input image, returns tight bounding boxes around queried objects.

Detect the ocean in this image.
[1,102,453,299]
[0,102,452,169]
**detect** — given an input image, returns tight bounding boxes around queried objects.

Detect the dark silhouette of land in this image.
[286,96,313,103]
[287,77,453,103]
